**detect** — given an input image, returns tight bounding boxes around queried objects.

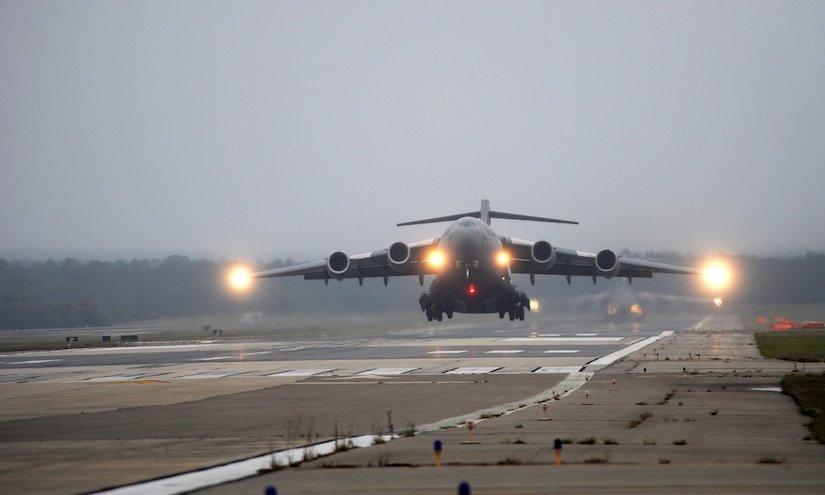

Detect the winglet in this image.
[397,200,579,227]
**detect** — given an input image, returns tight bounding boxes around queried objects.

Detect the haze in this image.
[3,2,824,261]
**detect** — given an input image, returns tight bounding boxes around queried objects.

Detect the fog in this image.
[3,2,824,261]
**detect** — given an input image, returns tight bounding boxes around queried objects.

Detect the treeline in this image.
[1,252,824,330]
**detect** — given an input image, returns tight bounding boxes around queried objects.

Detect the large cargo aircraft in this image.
[250,200,702,321]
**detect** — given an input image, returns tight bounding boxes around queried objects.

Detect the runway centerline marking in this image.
[426,350,467,354]
[484,349,524,354]
[543,350,580,354]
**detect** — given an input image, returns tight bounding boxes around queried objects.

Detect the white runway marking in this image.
[74,344,216,352]
[576,333,598,336]
[426,350,467,354]
[543,350,580,354]
[445,366,501,374]
[190,356,232,361]
[86,375,148,382]
[90,434,384,495]
[357,368,418,375]
[267,368,334,377]
[587,331,672,366]
[179,373,233,379]
[7,359,62,364]
[533,366,583,374]
[484,349,524,354]
[502,337,623,343]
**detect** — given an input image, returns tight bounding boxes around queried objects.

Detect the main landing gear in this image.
[498,293,530,321]
[419,294,453,322]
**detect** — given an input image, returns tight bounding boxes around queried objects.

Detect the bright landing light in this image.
[704,263,730,290]
[429,250,445,268]
[229,268,252,290]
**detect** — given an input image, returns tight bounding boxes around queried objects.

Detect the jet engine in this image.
[595,249,621,278]
[387,241,411,272]
[531,240,557,269]
[327,251,350,279]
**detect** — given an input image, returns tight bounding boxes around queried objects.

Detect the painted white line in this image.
[542,350,579,354]
[7,359,62,365]
[484,349,524,354]
[426,350,467,354]
[357,368,418,375]
[444,367,501,375]
[752,387,782,393]
[86,375,147,382]
[190,356,232,361]
[267,368,334,377]
[588,331,673,366]
[538,333,561,337]
[576,333,598,336]
[91,435,387,495]
[74,344,216,352]
[502,337,623,343]
[533,366,583,374]
[179,373,232,379]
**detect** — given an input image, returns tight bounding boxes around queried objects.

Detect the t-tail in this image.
[397,199,579,227]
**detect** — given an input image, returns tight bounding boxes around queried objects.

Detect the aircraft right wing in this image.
[505,238,701,283]
[251,238,440,286]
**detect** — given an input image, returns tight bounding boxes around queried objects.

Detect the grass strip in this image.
[781,373,825,443]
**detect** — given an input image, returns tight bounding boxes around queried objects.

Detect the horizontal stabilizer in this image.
[398,200,578,227]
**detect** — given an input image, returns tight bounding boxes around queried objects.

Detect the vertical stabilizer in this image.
[480,199,491,225]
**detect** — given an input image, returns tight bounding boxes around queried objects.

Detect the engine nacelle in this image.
[387,241,411,272]
[326,251,350,279]
[595,249,621,278]
[531,240,557,269]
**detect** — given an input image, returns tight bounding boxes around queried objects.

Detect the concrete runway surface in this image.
[1,313,823,494]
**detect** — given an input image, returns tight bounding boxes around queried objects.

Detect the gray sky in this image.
[3,1,824,261]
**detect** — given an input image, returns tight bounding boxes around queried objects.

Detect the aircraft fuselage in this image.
[421,217,526,320]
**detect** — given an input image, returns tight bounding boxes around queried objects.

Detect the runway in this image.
[0,314,733,495]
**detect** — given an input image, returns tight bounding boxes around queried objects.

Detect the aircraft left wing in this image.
[252,238,440,285]
[505,238,701,283]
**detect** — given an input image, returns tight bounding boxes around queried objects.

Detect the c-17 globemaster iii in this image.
[249,200,703,322]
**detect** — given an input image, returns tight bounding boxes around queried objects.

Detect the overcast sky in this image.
[3,1,824,261]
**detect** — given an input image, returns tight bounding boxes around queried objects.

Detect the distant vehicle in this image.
[250,200,702,321]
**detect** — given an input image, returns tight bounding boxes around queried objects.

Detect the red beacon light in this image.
[467,283,477,295]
